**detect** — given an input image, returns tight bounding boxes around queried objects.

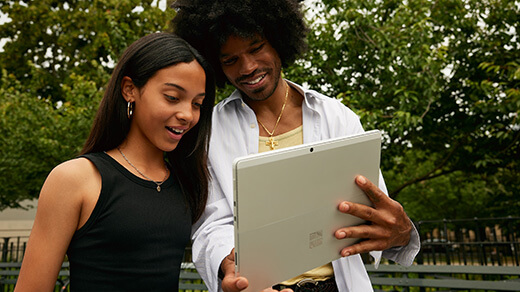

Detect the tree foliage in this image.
[0,0,175,209]
[0,0,174,101]
[285,0,519,220]
[0,70,100,208]
[0,0,518,220]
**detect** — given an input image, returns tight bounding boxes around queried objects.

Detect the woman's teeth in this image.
[167,127,185,134]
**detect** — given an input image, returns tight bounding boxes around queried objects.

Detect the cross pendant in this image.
[266,137,279,150]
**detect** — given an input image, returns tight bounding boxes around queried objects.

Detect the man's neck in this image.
[243,79,288,119]
[244,80,304,137]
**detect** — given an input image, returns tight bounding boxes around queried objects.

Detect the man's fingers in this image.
[334,176,413,256]
[355,175,387,205]
[340,238,386,257]
[221,249,251,292]
[236,277,249,290]
[222,275,249,292]
[335,224,389,241]
[338,201,382,223]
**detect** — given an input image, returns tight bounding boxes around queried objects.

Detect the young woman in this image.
[15,33,215,291]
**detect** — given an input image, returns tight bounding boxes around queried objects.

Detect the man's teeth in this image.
[246,75,264,85]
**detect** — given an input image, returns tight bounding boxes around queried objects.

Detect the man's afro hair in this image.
[171,0,309,87]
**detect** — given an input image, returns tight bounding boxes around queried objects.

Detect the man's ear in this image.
[121,76,137,102]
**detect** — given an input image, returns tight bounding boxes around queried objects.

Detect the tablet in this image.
[232,130,382,291]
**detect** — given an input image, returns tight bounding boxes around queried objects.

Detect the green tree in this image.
[1,0,519,221]
[0,0,175,209]
[0,70,100,208]
[285,0,519,220]
[0,0,174,102]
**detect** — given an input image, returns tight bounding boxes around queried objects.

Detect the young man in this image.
[172,1,420,291]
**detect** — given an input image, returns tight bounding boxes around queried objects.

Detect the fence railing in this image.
[0,235,28,263]
[2,217,519,292]
[415,216,520,267]
[2,217,520,266]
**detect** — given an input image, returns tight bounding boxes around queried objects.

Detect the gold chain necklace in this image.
[117,147,169,192]
[257,82,289,150]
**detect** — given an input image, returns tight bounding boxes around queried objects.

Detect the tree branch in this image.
[390,142,460,199]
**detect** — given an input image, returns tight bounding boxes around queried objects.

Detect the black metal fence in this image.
[0,235,28,263]
[416,216,520,267]
[1,217,519,292]
[2,217,520,266]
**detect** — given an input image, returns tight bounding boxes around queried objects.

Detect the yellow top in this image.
[258,125,334,284]
[258,125,303,153]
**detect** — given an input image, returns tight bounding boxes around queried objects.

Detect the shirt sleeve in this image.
[191,172,235,292]
[381,222,421,266]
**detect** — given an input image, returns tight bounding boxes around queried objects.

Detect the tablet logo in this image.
[309,230,323,249]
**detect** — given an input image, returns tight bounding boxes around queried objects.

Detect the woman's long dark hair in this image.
[81,33,215,222]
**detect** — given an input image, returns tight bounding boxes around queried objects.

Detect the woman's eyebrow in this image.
[164,82,206,97]
[164,82,185,92]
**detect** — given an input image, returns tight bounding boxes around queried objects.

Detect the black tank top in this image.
[66,152,191,291]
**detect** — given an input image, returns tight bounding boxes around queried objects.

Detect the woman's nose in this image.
[176,102,194,123]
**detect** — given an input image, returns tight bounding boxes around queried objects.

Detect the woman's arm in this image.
[15,158,101,292]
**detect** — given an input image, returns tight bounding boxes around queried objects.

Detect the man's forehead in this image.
[219,34,265,55]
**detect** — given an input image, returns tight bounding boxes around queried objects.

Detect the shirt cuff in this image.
[381,221,421,266]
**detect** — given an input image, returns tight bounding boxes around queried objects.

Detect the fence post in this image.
[474,217,487,265]
[443,219,451,265]
[491,226,501,265]
[1,237,10,262]
[507,216,519,266]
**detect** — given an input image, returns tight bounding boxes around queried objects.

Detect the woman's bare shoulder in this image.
[49,157,98,178]
[42,157,100,198]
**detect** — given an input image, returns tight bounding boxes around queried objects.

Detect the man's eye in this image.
[251,44,264,53]
[221,58,237,66]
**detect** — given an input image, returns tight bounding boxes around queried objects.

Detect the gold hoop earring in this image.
[127,101,134,119]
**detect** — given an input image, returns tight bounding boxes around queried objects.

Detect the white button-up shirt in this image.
[191,80,420,292]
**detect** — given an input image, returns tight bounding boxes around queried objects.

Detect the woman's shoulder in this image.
[52,156,97,175]
[45,157,101,192]
[36,157,102,226]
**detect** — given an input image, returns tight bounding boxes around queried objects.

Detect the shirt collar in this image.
[216,89,243,111]
[286,80,322,114]
[216,79,323,112]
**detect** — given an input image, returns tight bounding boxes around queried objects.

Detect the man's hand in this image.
[220,249,293,292]
[221,249,248,292]
[335,175,412,257]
